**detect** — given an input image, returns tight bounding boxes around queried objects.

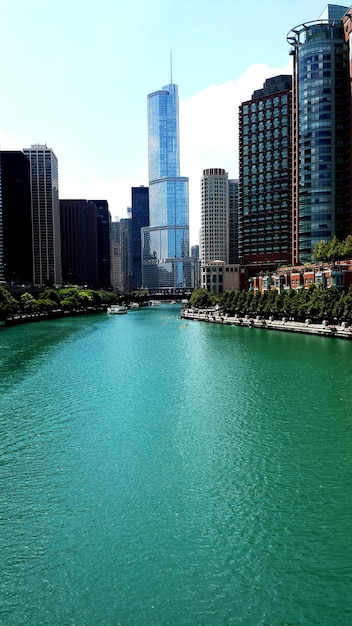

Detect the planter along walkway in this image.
[181,308,352,340]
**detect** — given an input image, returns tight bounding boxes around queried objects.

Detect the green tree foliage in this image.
[341,235,352,260]
[326,236,342,262]
[312,240,329,262]
[38,289,60,305]
[0,286,18,320]
[189,288,214,309]
[218,284,352,323]
[20,292,37,312]
[313,235,352,262]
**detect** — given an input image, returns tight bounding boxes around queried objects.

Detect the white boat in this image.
[149,300,161,306]
[107,305,128,314]
[130,302,140,309]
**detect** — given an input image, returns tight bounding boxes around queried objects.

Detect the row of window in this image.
[242,94,288,114]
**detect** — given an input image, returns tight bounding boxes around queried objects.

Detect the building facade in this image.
[200,168,229,264]
[60,199,99,288]
[249,260,352,294]
[142,82,193,290]
[228,179,239,264]
[91,199,112,289]
[238,75,292,266]
[201,261,240,294]
[131,186,149,291]
[287,5,352,264]
[23,144,62,287]
[0,151,33,285]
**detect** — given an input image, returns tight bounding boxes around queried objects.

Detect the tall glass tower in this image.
[287,5,351,264]
[142,82,192,290]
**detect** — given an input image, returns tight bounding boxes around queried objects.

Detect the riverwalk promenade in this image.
[181,307,352,340]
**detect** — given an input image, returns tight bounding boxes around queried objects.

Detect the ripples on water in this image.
[1,308,352,625]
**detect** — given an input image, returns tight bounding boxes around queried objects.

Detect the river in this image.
[1,304,351,625]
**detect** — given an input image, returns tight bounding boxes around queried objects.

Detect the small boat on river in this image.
[107,305,128,315]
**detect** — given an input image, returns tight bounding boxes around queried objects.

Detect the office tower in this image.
[238,75,292,266]
[120,217,133,293]
[131,186,149,290]
[60,200,99,288]
[228,179,239,264]
[191,244,201,288]
[200,168,229,264]
[0,151,33,285]
[288,5,351,264]
[23,144,62,287]
[91,199,112,289]
[142,81,192,290]
[111,220,123,293]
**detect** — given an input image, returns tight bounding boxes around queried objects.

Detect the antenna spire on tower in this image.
[170,51,173,84]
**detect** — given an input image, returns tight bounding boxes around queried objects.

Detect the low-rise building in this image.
[201,260,240,294]
[249,260,352,293]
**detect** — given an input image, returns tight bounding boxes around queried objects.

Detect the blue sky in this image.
[0,0,335,243]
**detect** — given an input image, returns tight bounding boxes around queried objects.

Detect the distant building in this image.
[60,200,99,288]
[23,144,62,287]
[0,151,32,285]
[111,220,123,293]
[287,5,352,263]
[131,186,149,291]
[191,244,201,288]
[142,81,193,290]
[120,217,133,293]
[228,179,239,264]
[238,75,292,266]
[201,261,240,294]
[91,199,111,289]
[200,168,229,264]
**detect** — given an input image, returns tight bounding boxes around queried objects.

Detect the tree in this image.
[326,236,343,262]
[20,292,37,313]
[189,288,213,309]
[313,239,329,262]
[0,286,18,320]
[341,235,352,260]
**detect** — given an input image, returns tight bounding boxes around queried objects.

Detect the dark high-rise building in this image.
[131,186,149,290]
[238,75,292,265]
[23,144,62,287]
[288,5,351,264]
[60,200,99,287]
[0,151,33,285]
[91,199,111,289]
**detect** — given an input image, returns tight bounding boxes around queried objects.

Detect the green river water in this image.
[0,304,351,625]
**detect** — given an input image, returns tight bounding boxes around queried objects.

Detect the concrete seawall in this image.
[181,309,352,340]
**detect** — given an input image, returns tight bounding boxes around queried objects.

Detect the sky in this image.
[0,0,336,245]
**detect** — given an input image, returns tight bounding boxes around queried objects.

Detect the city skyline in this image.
[0,0,334,244]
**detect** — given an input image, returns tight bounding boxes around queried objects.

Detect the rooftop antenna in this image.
[170,51,173,84]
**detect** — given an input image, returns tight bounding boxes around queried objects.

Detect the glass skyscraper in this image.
[288,5,351,264]
[142,82,192,290]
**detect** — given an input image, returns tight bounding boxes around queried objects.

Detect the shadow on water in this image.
[0,315,104,388]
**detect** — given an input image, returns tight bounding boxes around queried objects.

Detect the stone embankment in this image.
[3,306,106,327]
[181,308,352,340]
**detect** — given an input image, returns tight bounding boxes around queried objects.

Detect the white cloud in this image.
[180,61,292,244]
